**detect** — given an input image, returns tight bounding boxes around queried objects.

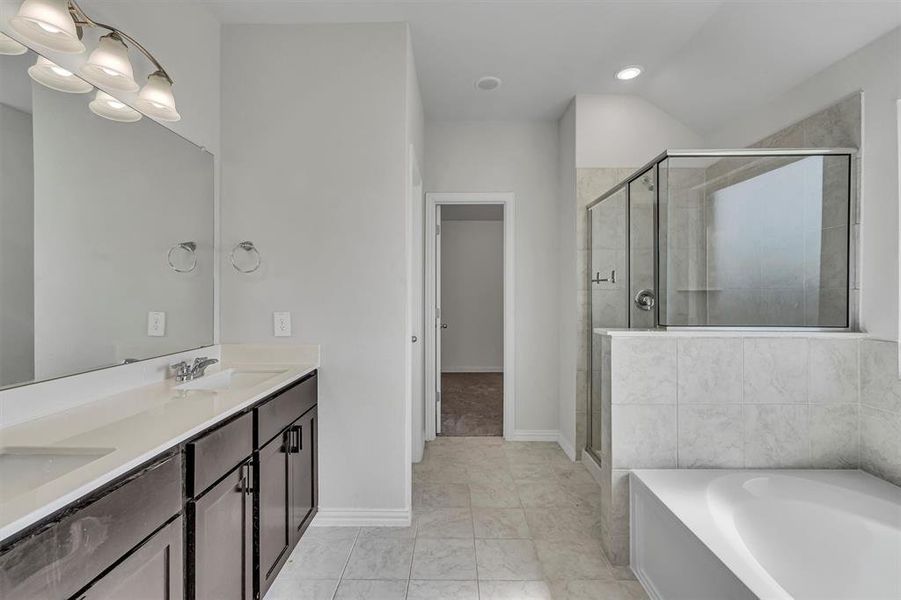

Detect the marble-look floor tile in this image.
[469,481,520,507]
[524,508,602,541]
[475,539,543,580]
[472,508,531,539]
[405,580,479,600]
[415,508,473,538]
[411,538,477,580]
[333,579,407,600]
[342,538,414,580]
[478,580,552,600]
[516,481,581,508]
[549,580,648,600]
[534,539,613,581]
[264,577,338,600]
[415,482,472,508]
[291,530,357,579]
[358,524,417,539]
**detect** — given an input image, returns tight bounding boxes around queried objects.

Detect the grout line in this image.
[331,527,362,600]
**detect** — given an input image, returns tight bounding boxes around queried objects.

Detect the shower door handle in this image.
[592,270,616,284]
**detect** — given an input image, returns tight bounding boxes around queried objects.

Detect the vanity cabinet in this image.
[256,374,319,599]
[0,454,182,600]
[190,460,254,600]
[0,370,318,600]
[74,516,184,600]
[187,411,255,600]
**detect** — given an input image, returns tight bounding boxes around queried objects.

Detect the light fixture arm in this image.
[66,0,173,84]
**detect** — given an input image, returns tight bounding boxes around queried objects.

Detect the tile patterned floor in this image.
[440,374,503,436]
[265,437,648,600]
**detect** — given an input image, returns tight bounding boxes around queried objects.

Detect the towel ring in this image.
[167,241,197,273]
[230,241,262,273]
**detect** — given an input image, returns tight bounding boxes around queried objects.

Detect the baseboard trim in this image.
[556,433,577,461]
[441,367,503,373]
[582,449,604,486]
[312,508,412,527]
[507,429,559,442]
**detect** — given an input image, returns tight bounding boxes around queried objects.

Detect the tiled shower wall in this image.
[594,331,899,566]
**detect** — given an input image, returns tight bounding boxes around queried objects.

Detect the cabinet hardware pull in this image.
[295,425,303,452]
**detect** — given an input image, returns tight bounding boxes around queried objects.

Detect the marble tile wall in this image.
[860,339,901,486]
[596,331,874,566]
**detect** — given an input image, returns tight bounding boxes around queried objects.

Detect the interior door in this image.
[435,204,443,435]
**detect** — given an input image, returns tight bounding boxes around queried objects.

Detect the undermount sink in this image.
[174,368,286,392]
[0,446,115,502]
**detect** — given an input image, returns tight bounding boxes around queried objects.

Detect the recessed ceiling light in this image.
[615,65,643,81]
[475,76,502,91]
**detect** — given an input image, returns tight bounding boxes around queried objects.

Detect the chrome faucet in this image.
[171,357,219,382]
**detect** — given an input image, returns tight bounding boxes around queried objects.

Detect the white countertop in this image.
[0,353,318,543]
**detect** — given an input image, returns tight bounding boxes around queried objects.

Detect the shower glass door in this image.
[587,186,628,460]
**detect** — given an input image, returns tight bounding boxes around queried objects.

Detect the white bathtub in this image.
[630,470,901,600]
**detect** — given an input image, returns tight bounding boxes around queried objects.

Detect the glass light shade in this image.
[79,33,138,92]
[9,0,84,54]
[134,72,180,122]
[89,90,141,122]
[28,56,93,93]
[0,32,28,55]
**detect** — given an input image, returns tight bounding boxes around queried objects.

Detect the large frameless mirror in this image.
[0,48,213,390]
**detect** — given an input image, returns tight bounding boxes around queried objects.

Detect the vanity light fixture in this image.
[28,55,93,93]
[135,71,180,122]
[7,0,179,122]
[0,32,27,55]
[615,65,643,81]
[9,0,84,54]
[80,32,138,92]
[89,90,141,122]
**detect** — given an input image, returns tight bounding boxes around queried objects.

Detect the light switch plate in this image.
[147,311,166,337]
[273,311,292,337]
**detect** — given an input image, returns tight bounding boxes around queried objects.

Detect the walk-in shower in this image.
[586,148,855,461]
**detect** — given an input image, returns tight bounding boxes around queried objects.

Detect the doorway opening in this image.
[425,193,515,441]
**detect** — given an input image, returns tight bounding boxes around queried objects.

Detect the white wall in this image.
[440,220,504,372]
[0,103,34,387]
[221,23,412,519]
[556,100,578,456]
[425,120,560,434]
[575,95,703,168]
[706,27,901,342]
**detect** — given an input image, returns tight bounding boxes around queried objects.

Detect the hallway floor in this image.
[265,437,648,600]
[441,373,503,436]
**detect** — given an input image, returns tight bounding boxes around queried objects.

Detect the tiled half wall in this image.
[591,331,900,566]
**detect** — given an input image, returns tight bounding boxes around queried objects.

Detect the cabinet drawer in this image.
[187,411,253,497]
[257,372,317,447]
[0,454,181,600]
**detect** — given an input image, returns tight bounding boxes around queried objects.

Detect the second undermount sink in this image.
[0,446,115,502]
[174,368,286,392]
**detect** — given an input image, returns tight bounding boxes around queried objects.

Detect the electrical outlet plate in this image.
[147,311,166,337]
[273,312,292,337]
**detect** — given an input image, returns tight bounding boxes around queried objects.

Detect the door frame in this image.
[425,192,515,440]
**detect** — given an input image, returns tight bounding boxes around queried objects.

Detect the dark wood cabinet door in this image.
[289,408,317,543]
[193,461,253,600]
[74,517,183,600]
[257,431,291,598]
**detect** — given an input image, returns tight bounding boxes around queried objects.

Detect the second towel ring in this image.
[230,241,262,273]
[167,241,197,273]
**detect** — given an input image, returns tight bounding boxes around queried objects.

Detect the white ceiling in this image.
[206,1,899,130]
